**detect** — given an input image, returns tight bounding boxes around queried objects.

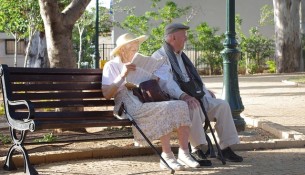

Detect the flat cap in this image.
[165,23,190,35]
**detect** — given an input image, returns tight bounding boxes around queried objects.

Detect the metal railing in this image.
[98,44,207,70]
[99,43,115,61]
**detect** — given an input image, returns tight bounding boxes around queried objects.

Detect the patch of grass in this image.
[34,133,57,143]
[287,76,305,84]
[0,103,4,115]
[0,133,12,144]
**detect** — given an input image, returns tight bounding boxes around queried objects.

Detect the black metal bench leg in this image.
[3,127,38,175]
[20,145,38,175]
[3,144,17,171]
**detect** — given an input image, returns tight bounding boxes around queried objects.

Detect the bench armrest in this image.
[5,99,35,131]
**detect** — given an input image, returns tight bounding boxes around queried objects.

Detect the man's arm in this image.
[153,51,200,109]
[154,63,184,99]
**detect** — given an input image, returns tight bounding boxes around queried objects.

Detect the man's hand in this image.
[180,93,200,109]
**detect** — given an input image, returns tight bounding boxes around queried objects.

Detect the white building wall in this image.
[113,0,274,42]
[0,33,25,67]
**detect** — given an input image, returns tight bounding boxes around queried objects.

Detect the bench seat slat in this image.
[11,100,115,109]
[14,111,115,119]
[35,119,131,130]
[34,100,114,108]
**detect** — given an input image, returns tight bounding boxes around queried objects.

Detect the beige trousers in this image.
[189,96,240,150]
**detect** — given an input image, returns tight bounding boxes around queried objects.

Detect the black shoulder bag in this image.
[172,64,205,99]
[132,79,170,103]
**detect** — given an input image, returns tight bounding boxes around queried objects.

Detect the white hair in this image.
[164,33,173,42]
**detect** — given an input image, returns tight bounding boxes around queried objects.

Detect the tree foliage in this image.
[0,0,32,66]
[73,6,113,68]
[188,22,225,75]
[0,0,28,37]
[120,0,191,55]
[235,15,274,74]
[75,10,95,68]
[259,4,274,26]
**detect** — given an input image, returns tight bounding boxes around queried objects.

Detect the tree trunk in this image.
[25,31,49,68]
[300,0,305,71]
[14,34,18,67]
[78,27,84,68]
[24,32,34,67]
[273,0,301,73]
[38,0,91,68]
[24,27,37,68]
[245,52,250,74]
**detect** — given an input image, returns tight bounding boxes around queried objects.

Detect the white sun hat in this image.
[110,33,148,56]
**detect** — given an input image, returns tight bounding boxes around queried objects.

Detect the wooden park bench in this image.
[0,64,132,175]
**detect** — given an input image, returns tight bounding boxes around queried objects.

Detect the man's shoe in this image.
[219,147,243,162]
[191,150,212,166]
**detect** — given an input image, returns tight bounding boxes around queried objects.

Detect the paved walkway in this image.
[1,73,305,175]
[206,73,305,139]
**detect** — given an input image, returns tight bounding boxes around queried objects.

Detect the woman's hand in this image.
[120,63,136,78]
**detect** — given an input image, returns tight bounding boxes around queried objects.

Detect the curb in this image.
[242,114,305,140]
[282,80,305,87]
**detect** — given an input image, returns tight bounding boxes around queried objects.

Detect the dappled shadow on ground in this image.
[2,148,305,175]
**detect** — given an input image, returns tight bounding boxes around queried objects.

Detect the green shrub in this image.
[247,63,259,74]
[266,60,276,73]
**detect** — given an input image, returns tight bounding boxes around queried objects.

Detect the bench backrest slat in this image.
[10,74,101,83]
[11,91,104,101]
[11,83,101,91]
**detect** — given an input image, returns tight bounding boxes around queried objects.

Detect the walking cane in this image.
[197,98,226,165]
[118,102,175,174]
[205,132,216,158]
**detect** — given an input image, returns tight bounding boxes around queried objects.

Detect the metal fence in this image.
[99,44,115,61]
[99,44,207,70]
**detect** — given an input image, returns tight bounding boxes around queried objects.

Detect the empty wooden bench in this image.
[0,64,132,175]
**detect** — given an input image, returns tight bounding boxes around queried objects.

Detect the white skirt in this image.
[114,88,191,145]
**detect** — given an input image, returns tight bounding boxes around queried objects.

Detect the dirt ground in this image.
[0,124,277,158]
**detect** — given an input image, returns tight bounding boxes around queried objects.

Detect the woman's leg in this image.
[177,126,200,168]
[159,133,185,170]
[160,133,172,153]
[177,126,190,150]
